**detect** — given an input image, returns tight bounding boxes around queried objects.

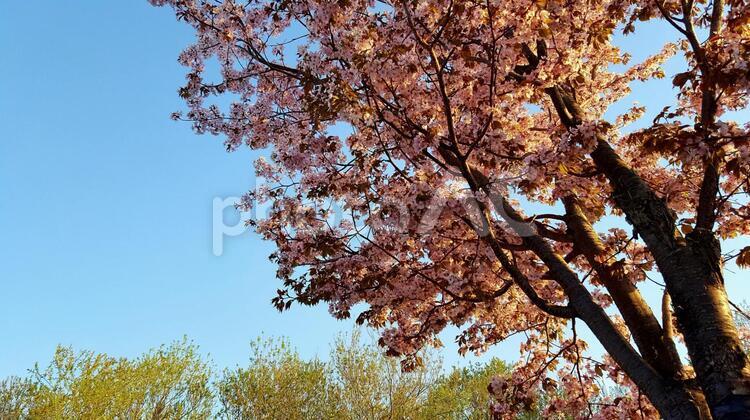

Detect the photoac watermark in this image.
[211,178,537,256]
[212,196,249,256]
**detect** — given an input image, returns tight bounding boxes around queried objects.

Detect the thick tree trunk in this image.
[515,233,704,419]
[485,231,705,418]
[659,233,750,419]
[448,147,705,418]
[542,81,750,417]
[590,140,750,419]
[564,196,713,418]
[563,196,684,378]
[481,192,705,418]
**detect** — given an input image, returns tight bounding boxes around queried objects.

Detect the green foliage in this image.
[217,337,340,419]
[0,377,33,419]
[0,338,213,419]
[421,358,509,419]
[328,331,440,419]
[1,332,540,419]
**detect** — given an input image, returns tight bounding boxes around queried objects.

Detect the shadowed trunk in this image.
[542,80,749,417]
[563,196,684,378]
[563,196,712,418]
[514,232,704,419]
[590,139,750,419]
[441,144,704,418]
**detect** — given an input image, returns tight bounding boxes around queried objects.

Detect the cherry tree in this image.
[151,0,750,417]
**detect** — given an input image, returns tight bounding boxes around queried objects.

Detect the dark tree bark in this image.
[538,76,750,417]
[563,196,685,380]
[439,144,705,419]
[590,139,750,419]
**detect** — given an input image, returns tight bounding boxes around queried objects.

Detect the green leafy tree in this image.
[0,339,213,419]
[0,377,33,419]
[217,337,341,419]
[421,359,509,419]
[2,333,546,419]
[328,331,439,420]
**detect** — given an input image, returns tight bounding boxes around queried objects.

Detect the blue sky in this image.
[0,2,747,378]
[0,2,351,376]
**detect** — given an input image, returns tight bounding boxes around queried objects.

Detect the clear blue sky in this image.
[0,2,746,378]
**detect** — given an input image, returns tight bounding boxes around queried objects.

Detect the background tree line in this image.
[0,331,538,420]
[4,306,746,420]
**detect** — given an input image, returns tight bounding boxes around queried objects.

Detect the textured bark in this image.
[658,233,750,419]
[441,145,703,418]
[516,233,703,419]
[490,195,703,419]
[590,140,750,419]
[564,196,713,418]
[540,82,749,417]
[563,197,684,377]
